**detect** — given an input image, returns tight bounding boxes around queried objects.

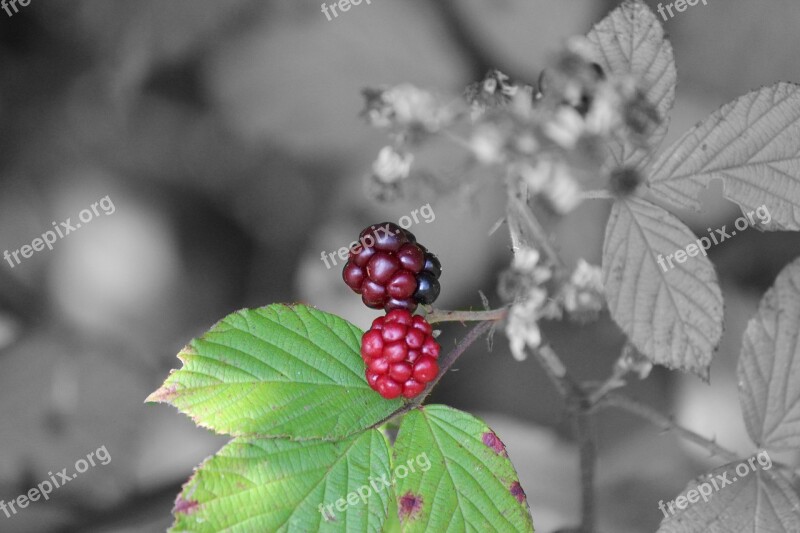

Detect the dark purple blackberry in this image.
[343,223,442,311]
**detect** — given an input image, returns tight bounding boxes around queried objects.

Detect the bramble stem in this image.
[575,406,597,533]
[422,320,495,396]
[426,307,508,324]
[587,358,630,405]
[600,393,740,462]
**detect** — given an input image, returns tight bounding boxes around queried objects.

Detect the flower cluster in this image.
[361,36,660,211]
[362,84,453,140]
[371,146,414,185]
[500,247,554,361]
[561,259,605,322]
[464,69,522,120]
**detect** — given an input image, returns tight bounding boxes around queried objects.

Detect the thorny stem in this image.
[424,320,495,395]
[599,393,740,462]
[426,307,508,325]
[575,405,597,533]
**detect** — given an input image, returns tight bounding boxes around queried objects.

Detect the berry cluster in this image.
[342,222,441,313]
[361,310,440,399]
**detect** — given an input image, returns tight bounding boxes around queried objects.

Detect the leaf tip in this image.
[173,494,200,516]
[145,384,179,404]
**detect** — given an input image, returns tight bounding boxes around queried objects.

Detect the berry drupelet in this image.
[361,309,441,399]
[342,222,442,312]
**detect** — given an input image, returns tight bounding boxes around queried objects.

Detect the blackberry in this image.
[361,310,440,399]
[342,222,442,311]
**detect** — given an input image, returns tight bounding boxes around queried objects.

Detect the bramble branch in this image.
[599,393,740,462]
[426,307,508,324]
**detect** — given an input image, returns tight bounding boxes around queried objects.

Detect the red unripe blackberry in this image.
[383,341,408,363]
[361,330,383,360]
[342,223,443,311]
[382,322,406,342]
[375,376,402,399]
[389,362,413,382]
[360,310,440,399]
[366,371,380,388]
[412,315,432,335]
[405,328,425,349]
[421,337,440,358]
[412,356,439,382]
[386,309,413,325]
[401,379,425,399]
[368,357,390,375]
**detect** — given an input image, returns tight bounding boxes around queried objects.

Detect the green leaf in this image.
[146,304,403,439]
[656,460,800,532]
[586,0,677,169]
[171,429,393,532]
[602,197,723,377]
[649,82,800,230]
[738,257,800,450]
[391,405,534,532]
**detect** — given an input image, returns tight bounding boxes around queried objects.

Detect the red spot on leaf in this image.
[173,495,199,515]
[398,491,423,521]
[482,431,507,456]
[510,481,526,503]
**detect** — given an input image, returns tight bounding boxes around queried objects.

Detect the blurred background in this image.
[0,0,799,531]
